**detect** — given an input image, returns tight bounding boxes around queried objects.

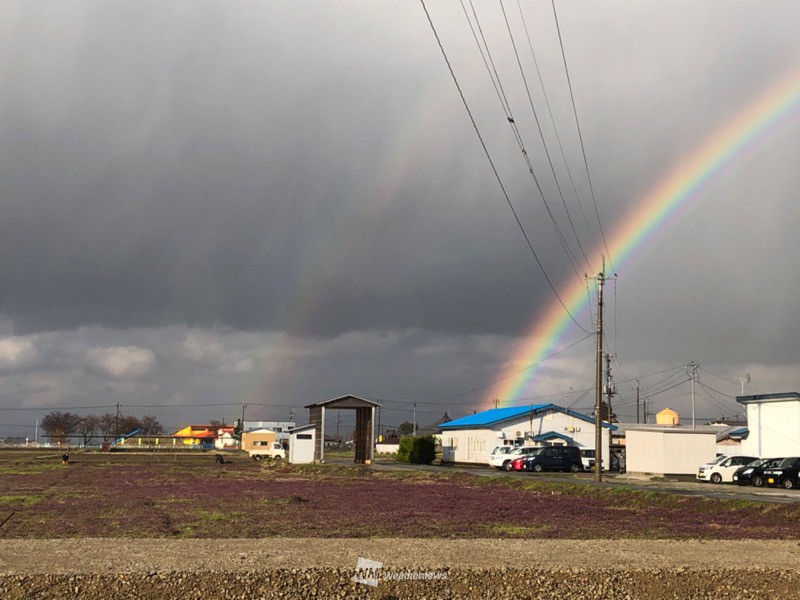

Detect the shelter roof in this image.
[305,394,380,409]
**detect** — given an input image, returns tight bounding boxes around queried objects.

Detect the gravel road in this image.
[2,538,799,598]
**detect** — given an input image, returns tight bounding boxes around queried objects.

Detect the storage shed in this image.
[288,425,316,464]
[625,425,717,476]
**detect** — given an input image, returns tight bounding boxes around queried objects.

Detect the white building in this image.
[738,392,800,458]
[243,421,296,442]
[438,404,614,466]
[625,426,718,476]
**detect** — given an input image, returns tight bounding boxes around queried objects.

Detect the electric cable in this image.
[499,0,592,272]
[550,0,615,273]
[421,0,591,334]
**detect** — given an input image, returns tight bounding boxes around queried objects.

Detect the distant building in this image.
[171,425,218,447]
[438,404,614,466]
[243,421,295,442]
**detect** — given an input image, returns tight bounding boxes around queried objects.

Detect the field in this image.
[1,449,800,540]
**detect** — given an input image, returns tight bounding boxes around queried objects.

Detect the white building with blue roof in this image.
[438,404,614,466]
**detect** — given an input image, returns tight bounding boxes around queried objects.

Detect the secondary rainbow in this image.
[489,68,800,409]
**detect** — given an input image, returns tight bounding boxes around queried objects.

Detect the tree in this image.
[98,413,116,440]
[41,411,82,445]
[117,415,142,436]
[233,419,243,438]
[398,421,415,436]
[76,415,100,446]
[208,419,225,431]
[140,415,164,436]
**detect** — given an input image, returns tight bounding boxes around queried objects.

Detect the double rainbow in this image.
[490,68,800,409]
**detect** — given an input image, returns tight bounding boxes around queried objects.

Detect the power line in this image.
[460,0,587,283]
[420,0,591,334]
[550,0,615,273]
[515,0,595,260]
[498,0,592,272]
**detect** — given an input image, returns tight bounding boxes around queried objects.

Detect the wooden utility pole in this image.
[594,258,606,483]
[636,381,640,424]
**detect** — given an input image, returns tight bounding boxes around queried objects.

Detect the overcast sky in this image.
[1,1,799,439]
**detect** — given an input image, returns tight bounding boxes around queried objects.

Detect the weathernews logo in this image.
[353,557,447,587]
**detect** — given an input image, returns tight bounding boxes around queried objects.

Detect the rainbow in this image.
[490,68,800,409]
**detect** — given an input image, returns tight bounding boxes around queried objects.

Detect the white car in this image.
[697,455,758,483]
[489,445,540,471]
[580,449,606,471]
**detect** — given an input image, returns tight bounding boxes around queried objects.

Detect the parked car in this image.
[488,446,515,469]
[580,449,606,471]
[696,455,759,483]
[523,446,583,473]
[510,456,527,471]
[732,458,783,487]
[763,457,800,489]
[490,446,540,471]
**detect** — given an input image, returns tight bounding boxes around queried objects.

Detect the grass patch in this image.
[0,494,43,506]
[491,523,552,536]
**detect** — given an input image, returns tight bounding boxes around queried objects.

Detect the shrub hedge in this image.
[396,435,436,464]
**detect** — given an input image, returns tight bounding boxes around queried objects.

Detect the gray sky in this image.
[1,1,799,438]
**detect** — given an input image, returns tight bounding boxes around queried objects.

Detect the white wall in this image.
[627,428,717,475]
[742,400,800,458]
[441,410,611,465]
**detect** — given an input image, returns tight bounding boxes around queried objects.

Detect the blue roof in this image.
[438,405,547,428]
[439,403,617,431]
[729,427,749,437]
[532,431,574,444]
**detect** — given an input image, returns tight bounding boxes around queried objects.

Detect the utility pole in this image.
[494,398,499,409]
[412,400,417,437]
[685,361,699,429]
[636,380,640,424]
[593,258,606,483]
[115,402,121,439]
[376,399,382,441]
[336,412,341,442]
[643,398,649,424]
[605,353,615,425]
[529,404,534,442]
[241,401,247,438]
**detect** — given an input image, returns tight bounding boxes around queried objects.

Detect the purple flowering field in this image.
[0,451,799,539]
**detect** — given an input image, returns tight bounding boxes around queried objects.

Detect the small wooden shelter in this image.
[305,395,379,464]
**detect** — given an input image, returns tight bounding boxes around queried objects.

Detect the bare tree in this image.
[140,415,164,436]
[41,411,82,445]
[98,413,116,440]
[117,415,142,437]
[76,415,100,446]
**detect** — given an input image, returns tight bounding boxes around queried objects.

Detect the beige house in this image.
[241,428,277,451]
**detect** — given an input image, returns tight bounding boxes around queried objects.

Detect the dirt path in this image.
[2,538,800,573]
[1,538,799,598]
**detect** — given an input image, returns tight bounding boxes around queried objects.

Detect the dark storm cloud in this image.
[1,1,800,430]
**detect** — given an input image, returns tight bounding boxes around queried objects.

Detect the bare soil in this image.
[2,451,799,597]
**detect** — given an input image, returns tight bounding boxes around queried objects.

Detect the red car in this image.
[510,456,526,471]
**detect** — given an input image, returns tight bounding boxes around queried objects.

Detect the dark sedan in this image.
[732,457,783,487]
[763,457,800,489]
